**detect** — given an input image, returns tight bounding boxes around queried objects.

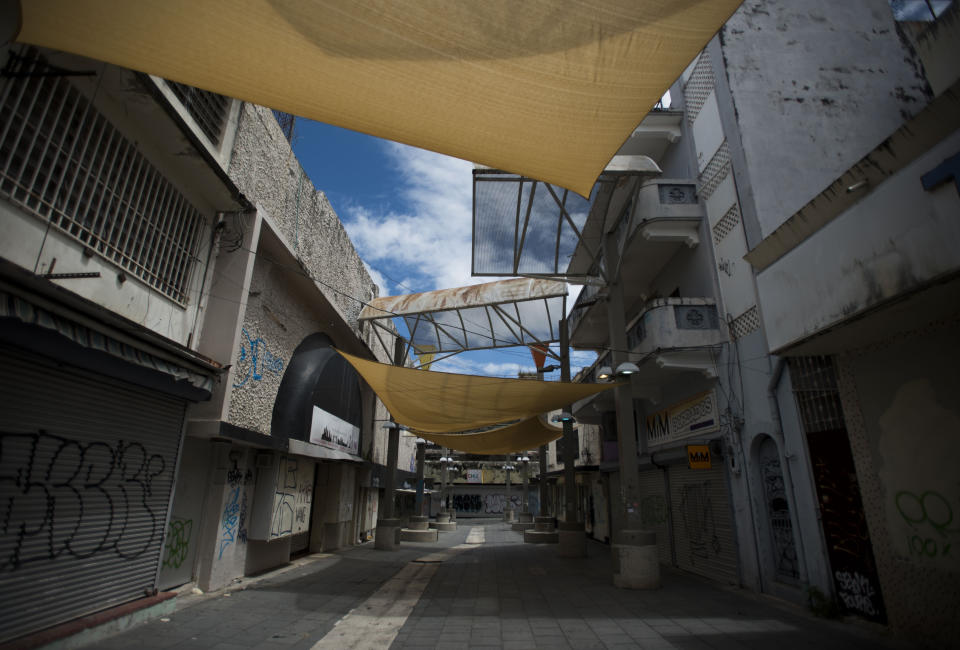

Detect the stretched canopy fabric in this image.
[417,417,565,455]
[337,349,615,433]
[16,0,743,196]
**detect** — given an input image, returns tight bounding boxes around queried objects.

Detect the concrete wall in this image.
[836,318,960,648]
[755,127,960,353]
[227,104,377,328]
[717,0,932,240]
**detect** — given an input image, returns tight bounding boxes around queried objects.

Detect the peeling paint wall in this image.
[836,318,960,648]
[719,0,933,239]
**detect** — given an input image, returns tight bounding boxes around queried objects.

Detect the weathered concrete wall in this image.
[718,0,932,239]
[227,105,377,327]
[755,126,960,353]
[836,318,960,648]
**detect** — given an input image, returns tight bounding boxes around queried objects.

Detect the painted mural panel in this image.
[310,406,360,455]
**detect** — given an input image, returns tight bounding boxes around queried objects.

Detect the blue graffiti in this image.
[232,328,284,388]
[218,485,241,559]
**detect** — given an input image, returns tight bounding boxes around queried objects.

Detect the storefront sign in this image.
[646,390,719,446]
[465,468,482,483]
[687,445,712,469]
[310,406,360,454]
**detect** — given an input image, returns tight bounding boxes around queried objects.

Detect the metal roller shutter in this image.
[638,468,673,566]
[0,347,186,643]
[668,464,738,584]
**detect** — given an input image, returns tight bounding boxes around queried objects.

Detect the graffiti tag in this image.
[162,518,193,569]
[232,328,284,388]
[896,489,959,559]
[1,431,168,572]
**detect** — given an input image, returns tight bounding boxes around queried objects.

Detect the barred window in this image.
[167,81,230,145]
[0,49,206,306]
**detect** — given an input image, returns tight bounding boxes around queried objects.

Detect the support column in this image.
[521,457,530,513]
[414,439,426,515]
[538,444,549,516]
[375,338,404,550]
[605,230,659,588]
[505,464,513,521]
[558,318,586,557]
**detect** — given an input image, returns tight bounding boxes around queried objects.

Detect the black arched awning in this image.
[272,333,363,457]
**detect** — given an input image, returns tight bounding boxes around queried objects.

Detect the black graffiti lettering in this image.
[1,431,168,572]
[679,481,721,563]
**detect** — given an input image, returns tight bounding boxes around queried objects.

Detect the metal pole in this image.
[440,449,449,512]
[539,445,549,516]
[521,457,530,513]
[383,337,404,520]
[414,440,426,515]
[560,318,578,524]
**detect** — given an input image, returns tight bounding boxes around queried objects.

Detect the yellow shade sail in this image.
[16,0,742,196]
[417,417,565,455]
[337,349,614,433]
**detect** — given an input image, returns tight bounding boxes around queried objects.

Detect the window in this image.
[1,49,206,306]
[167,81,230,145]
[889,0,953,21]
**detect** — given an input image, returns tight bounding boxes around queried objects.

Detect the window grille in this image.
[683,50,715,125]
[698,140,730,201]
[729,305,760,340]
[167,81,230,145]
[712,203,741,245]
[0,49,206,306]
[788,356,847,433]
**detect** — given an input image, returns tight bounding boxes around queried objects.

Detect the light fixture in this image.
[381,421,398,429]
[537,364,560,373]
[552,411,576,423]
[597,366,613,381]
[616,362,640,376]
[415,438,426,445]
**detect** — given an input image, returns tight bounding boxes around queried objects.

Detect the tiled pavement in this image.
[81,521,907,650]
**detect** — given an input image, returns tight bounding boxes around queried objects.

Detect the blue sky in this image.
[292,120,595,378]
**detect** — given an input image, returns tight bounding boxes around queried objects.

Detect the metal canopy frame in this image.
[471,157,661,283]
[358,278,569,368]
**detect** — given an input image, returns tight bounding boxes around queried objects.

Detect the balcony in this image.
[572,298,726,419]
[569,178,705,348]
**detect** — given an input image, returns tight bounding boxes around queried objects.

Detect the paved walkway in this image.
[82,521,906,650]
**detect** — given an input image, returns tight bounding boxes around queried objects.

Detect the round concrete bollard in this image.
[557,520,586,558]
[408,516,429,531]
[374,518,402,550]
[613,530,660,589]
[503,507,515,523]
[436,512,451,524]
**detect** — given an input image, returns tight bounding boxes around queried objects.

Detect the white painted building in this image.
[0,44,413,643]
[565,3,960,647]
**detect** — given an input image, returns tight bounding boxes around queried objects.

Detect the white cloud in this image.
[363,260,389,297]
[341,143,480,293]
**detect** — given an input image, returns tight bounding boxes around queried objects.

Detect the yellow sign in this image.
[687,445,712,469]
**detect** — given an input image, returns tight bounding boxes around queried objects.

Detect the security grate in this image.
[698,140,730,201]
[787,356,847,433]
[712,202,741,245]
[0,49,206,306]
[683,50,715,125]
[729,305,760,340]
[167,81,230,145]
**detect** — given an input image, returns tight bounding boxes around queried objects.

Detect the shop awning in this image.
[418,416,564,455]
[337,348,614,433]
[15,0,742,196]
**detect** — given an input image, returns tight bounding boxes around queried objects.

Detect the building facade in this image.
[0,44,412,644]
[569,1,959,646]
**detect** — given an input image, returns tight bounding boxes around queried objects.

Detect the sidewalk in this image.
[78,521,906,650]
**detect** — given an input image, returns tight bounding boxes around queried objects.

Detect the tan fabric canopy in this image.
[417,417,565,455]
[17,0,742,196]
[337,349,614,433]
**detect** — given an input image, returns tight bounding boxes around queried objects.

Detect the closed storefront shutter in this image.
[668,463,738,584]
[0,347,185,643]
[638,468,673,565]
